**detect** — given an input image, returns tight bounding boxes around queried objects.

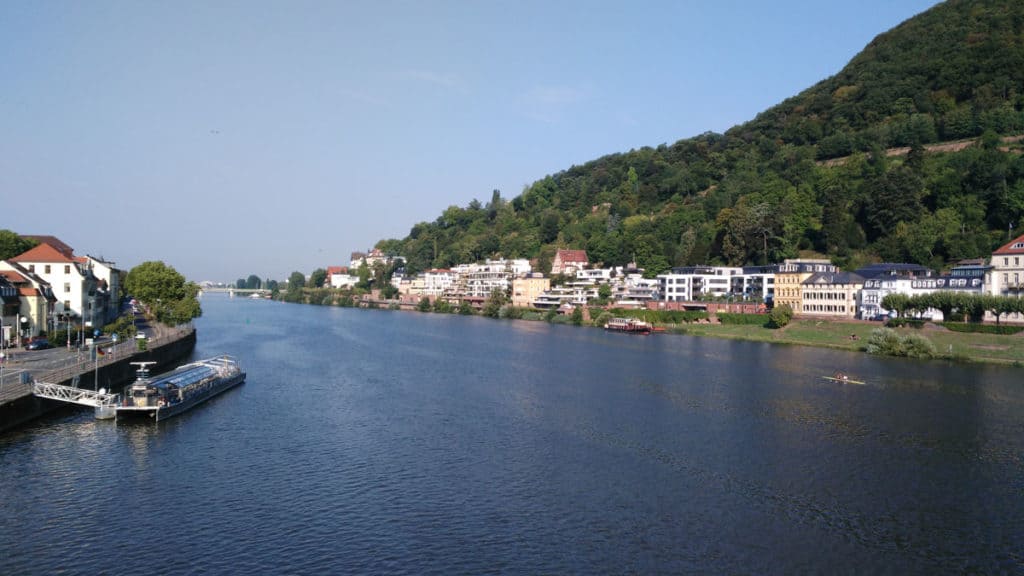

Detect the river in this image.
[1,293,1021,574]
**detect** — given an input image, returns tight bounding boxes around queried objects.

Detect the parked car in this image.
[27,339,53,350]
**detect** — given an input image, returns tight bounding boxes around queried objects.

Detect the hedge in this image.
[941,322,1024,335]
[717,313,769,325]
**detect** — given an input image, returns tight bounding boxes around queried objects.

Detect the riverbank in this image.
[280,291,1024,366]
[661,318,1024,365]
[0,327,197,433]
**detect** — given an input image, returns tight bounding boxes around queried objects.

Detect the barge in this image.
[604,317,653,334]
[114,356,245,422]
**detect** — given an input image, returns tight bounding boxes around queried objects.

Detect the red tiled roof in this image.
[555,249,588,263]
[19,287,39,297]
[326,266,347,275]
[0,270,27,283]
[10,242,76,263]
[992,233,1024,255]
[21,236,74,257]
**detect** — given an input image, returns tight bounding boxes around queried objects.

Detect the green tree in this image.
[308,268,327,288]
[482,289,507,318]
[246,274,262,290]
[881,293,911,318]
[570,306,583,326]
[236,278,248,289]
[767,303,793,328]
[286,270,305,291]
[123,261,202,324]
[356,262,371,290]
[417,297,431,312]
[0,230,37,260]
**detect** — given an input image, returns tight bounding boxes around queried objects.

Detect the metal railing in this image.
[0,324,195,403]
[32,381,119,407]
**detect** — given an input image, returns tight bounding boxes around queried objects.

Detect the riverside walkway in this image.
[0,325,194,406]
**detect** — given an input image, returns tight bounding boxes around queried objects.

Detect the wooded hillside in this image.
[378,0,1024,277]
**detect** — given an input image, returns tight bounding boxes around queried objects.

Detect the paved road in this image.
[0,310,160,402]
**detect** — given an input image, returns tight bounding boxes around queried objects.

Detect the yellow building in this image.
[511,274,550,308]
[773,259,836,314]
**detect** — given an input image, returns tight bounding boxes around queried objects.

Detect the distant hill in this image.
[378,0,1024,276]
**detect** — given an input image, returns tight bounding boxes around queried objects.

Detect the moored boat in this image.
[115,356,245,422]
[604,317,653,334]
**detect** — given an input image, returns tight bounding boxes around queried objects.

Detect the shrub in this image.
[767,304,793,328]
[866,327,903,356]
[902,333,937,358]
[417,297,431,312]
[594,311,613,327]
[866,327,936,359]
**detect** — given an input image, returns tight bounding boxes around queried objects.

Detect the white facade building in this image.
[657,266,743,302]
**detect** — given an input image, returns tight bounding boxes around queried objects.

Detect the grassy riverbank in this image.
[661,319,1024,366]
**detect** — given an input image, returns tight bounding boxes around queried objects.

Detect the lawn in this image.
[661,319,1024,365]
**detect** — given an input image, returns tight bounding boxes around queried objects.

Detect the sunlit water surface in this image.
[2,294,1022,574]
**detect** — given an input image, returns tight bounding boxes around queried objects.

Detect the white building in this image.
[329,273,359,289]
[84,255,122,324]
[989,234,1024,321]
[657,266,743,302]
[9,240,98,325]
[532,285,598,309]
[451,259,531,298]
[418,269,457,297]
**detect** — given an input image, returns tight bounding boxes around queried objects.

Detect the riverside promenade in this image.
[0,324,197,432]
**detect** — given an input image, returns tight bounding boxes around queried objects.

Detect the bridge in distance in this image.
[200,287,271,296]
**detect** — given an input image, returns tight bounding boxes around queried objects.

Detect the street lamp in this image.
[19,316,27,348]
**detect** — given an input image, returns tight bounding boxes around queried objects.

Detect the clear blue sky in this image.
[1,0,940,282]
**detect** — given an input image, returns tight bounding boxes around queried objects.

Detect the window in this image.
[64,265,70,274]
[44,265,51,274]
[28,264,34,272]
[64,283,71,293]
[64,300,71,313]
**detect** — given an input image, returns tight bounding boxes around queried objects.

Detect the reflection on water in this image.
[1,294,1021,574]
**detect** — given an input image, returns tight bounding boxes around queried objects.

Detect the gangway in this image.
[32,381,120,419]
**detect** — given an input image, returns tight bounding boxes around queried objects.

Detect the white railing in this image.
[1,325,195,403]
[32,381,119,407]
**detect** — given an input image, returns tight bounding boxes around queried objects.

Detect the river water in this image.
[1,293,1022,574]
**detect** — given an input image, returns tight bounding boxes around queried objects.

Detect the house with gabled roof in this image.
[989,232,1024,322]
[990,233,1024,297]
[0,261,56,344]
[83,255,121,324]
[9,239,98,326]
[551,249,589,276]
[800,271,865,319]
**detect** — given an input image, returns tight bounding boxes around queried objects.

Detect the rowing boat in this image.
[822,376,865,385]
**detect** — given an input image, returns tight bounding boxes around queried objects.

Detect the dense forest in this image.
[376,0,1024,277]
